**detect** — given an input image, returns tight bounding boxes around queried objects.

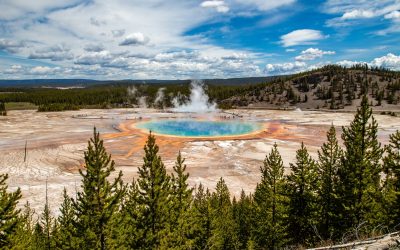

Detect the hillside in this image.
[221,65,400,111]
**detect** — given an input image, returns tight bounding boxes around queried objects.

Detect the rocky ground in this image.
[0,108,399,215]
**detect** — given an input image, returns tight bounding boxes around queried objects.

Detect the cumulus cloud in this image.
[200,1,229,13]
[28,44,73,61]
[119,33,150,46]
[295,48,335,61]
[265,61,307,75]
[84,43,105,52]
[385,10,400,20]
[0,39,25,53]
[341,10,375,20]
[370,53,400,70]
[280,29,326,47]
[323,0,400,31]
[75,50,114,65]
[30,66,61,75]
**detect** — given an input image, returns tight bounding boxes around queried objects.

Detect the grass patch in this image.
[5,102,38,110]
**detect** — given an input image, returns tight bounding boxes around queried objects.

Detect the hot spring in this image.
[136,119,263,137]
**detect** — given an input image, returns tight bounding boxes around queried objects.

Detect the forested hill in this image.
[1,64,400,112]
[222,64,400,111]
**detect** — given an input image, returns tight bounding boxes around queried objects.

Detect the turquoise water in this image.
[136,119,262,137]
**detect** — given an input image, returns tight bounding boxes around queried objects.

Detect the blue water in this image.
[136,119,262,137]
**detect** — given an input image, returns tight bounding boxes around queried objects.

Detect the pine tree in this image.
[338,95,383,231]
[160,151,194,248]
[73,127,125,249]
[382,130,400,228]
[54,188,78,249]
[10,202,35,249]
[136,132,172,248]
[170,151,192,221]
[233,190,254,249]
[117,179,142,249]
[209,178,240,249]
[0,173,22,247]
[317,125,343,240]
[0,102,6,116]
[287,142,319,247]
[191,184,212,249]
[40,182,54,250]
[253,143,288,249]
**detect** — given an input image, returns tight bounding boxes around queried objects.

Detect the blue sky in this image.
[0,0,400,79]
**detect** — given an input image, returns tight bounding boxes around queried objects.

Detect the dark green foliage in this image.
[317,126,342,240]
[338,95,384,232]
[54,188,78,249]
[253,143,288,249]
[287,142,319,246]
[72,127,125,249]
[0,174,22,247]
[135,132,172,248]
[191,184,212,249]
[383,130,400,228]
[160,151,194,248]
[209,178,240,249]
[38,103,80,112]
[0,102,6,116]
[233,191,254,249]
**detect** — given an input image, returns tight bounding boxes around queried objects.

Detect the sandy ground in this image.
[0,108,399,215]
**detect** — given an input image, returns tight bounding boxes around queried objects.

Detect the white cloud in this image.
[341,10,375,20]
[265,61,307,75]
[370,53,400,70]
[234,0,295,11]
[295,48,335,61]
[323,0,400,32]
[200,1,229,13]
[280,29,326,47]
[384,11,400,20]
[0,39,25,53]
[30,66,61,75]
[28,44,74,61]
[119,33,150,46]
[84,43,105,52]
[336,60,366,68]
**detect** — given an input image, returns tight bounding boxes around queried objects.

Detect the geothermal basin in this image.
[135,119,263,137]
[0,108,399,214]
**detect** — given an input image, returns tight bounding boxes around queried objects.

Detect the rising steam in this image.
[172,80,217,113]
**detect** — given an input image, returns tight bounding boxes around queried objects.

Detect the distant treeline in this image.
[1,96,400,249]
[0,64,400,112]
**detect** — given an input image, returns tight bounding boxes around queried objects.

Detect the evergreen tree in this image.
[317,125,343,240]
[73,127,125,250]
[136,132,172,248]
[0,102,6,116]
[338,95,384,231]
[382,130,400,228]
[54,188,78,249]
[233,190,254,249]
[253,143,288,249]
[40,183,54,250]
[287,142,319,247]
[117,179,142,249]
[170,151,192,221]
[0,173,22,247]
[191,184,212,249]
[10,202,35,249]
[160,151,194,248]
[209,178,240,249]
